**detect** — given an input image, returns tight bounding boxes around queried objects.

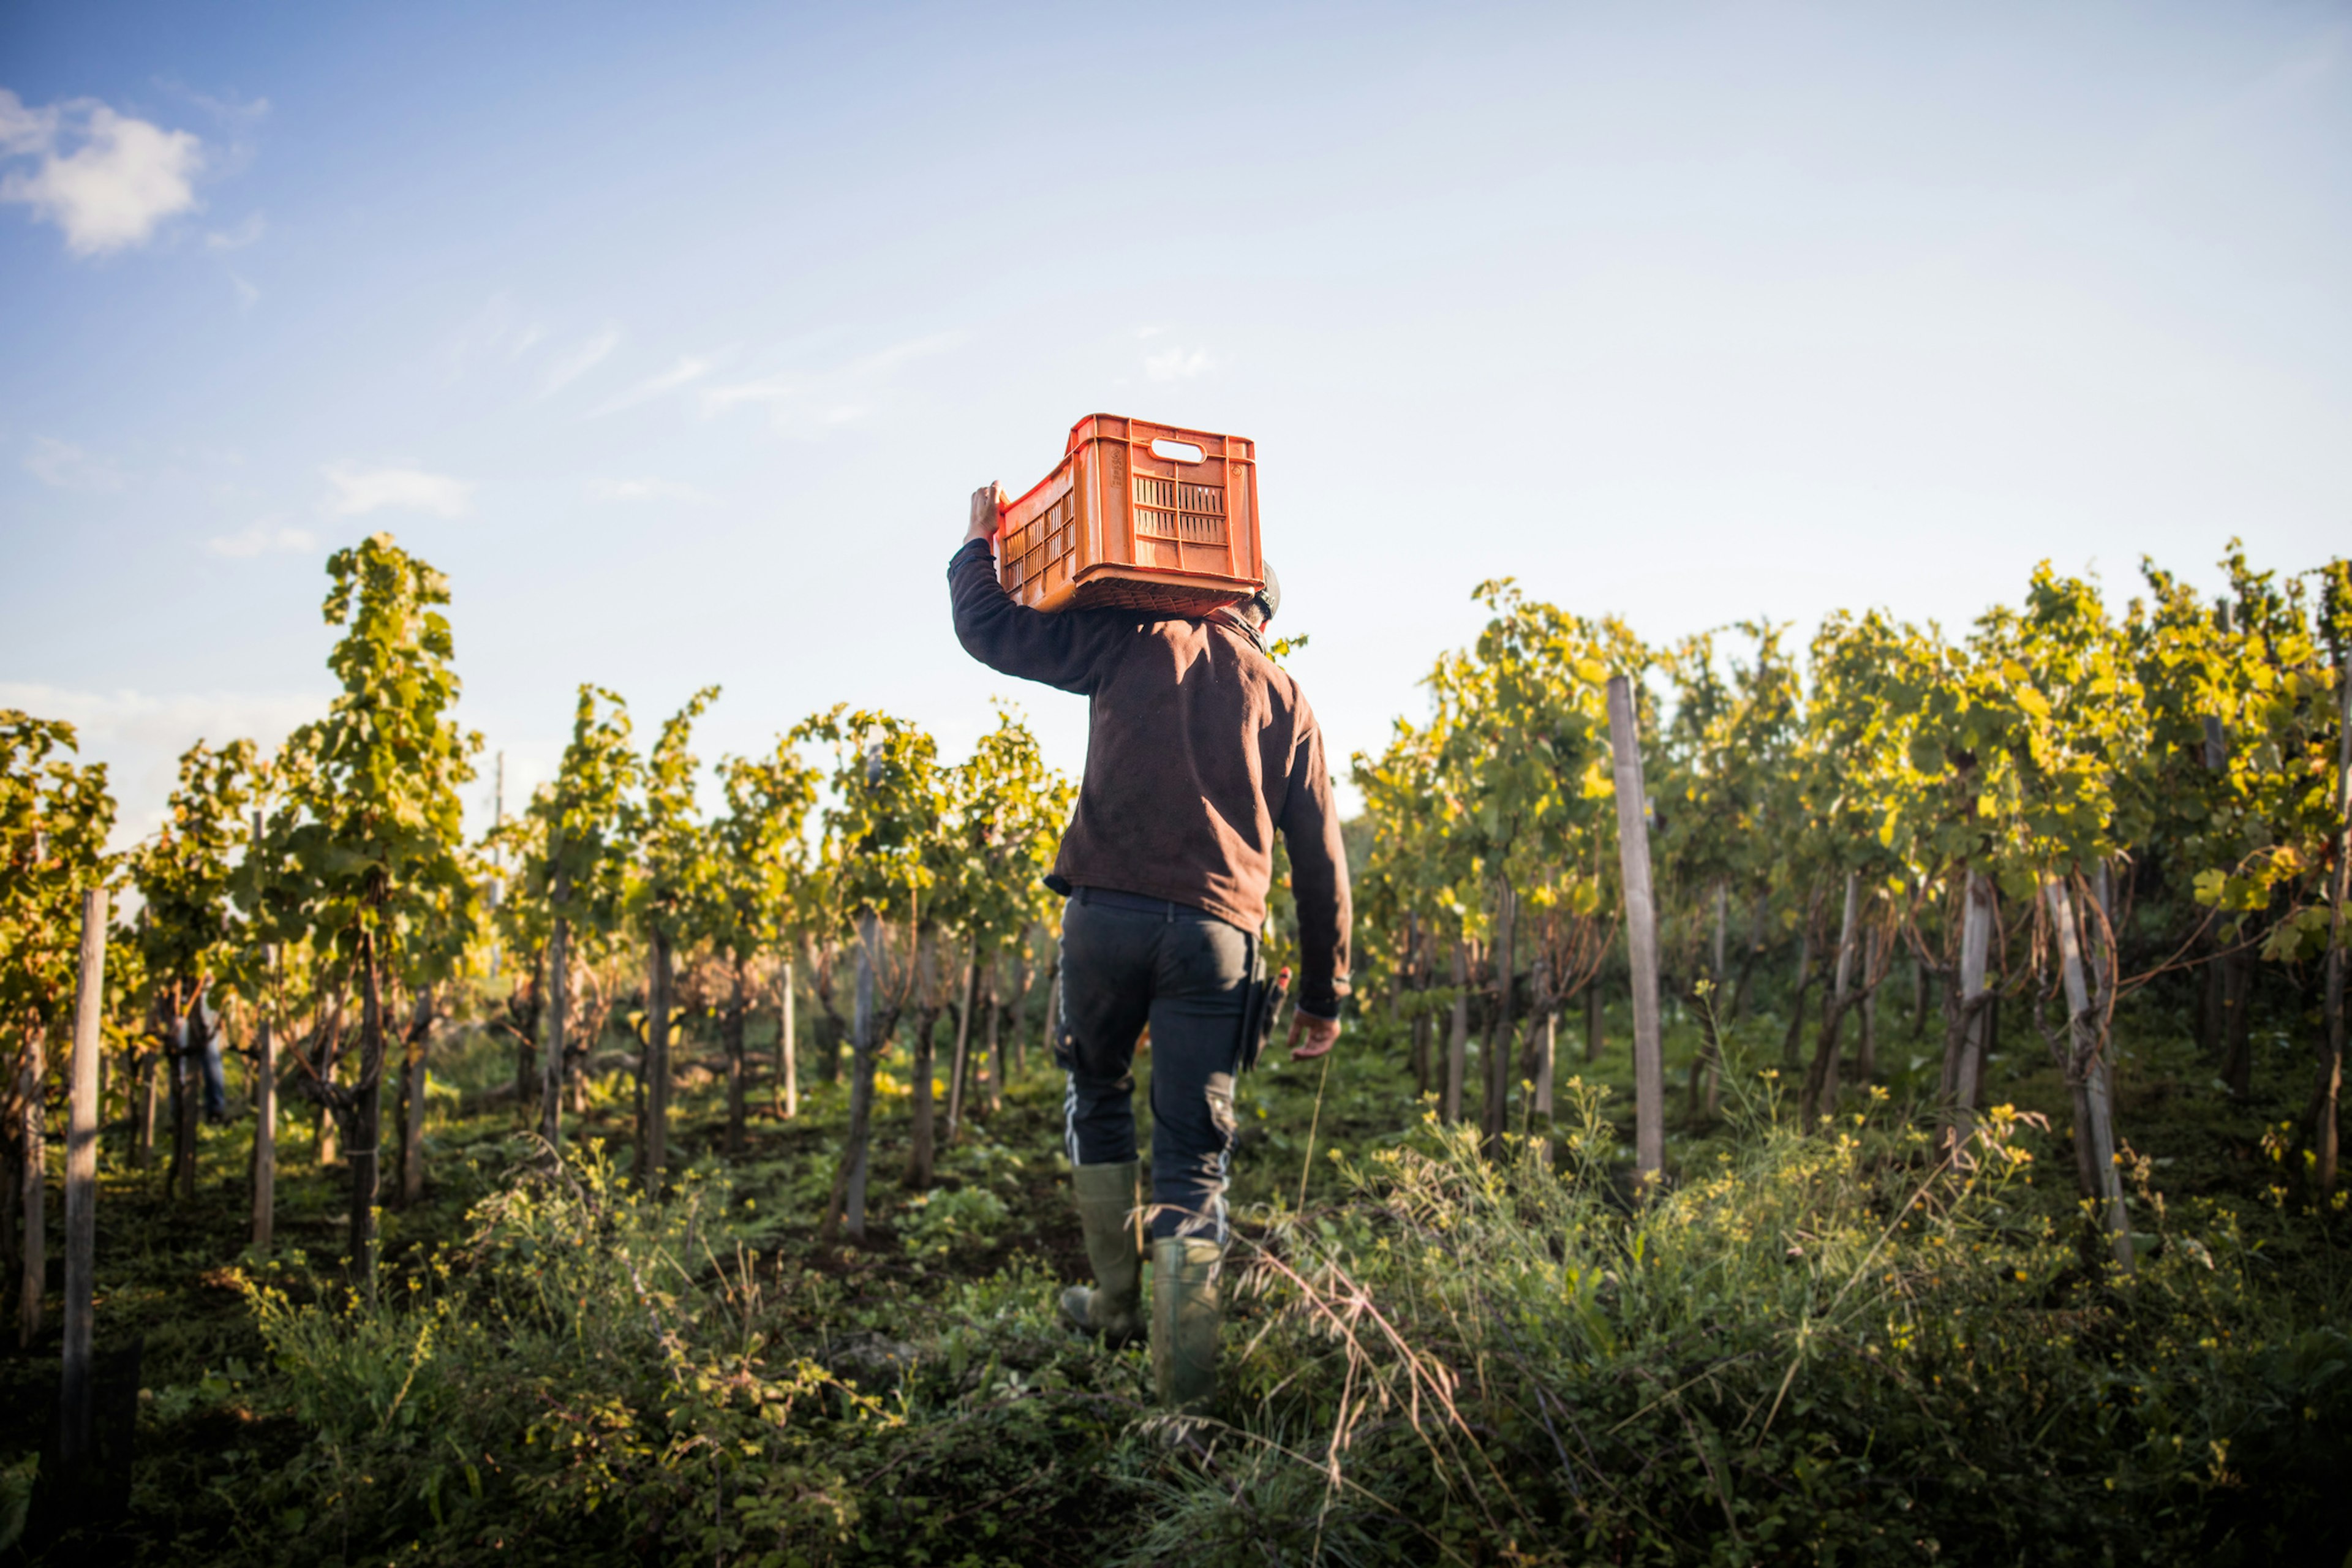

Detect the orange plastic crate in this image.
[997,414,1264,616]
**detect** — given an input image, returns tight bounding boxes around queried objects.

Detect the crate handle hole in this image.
[1150,438,1206,464]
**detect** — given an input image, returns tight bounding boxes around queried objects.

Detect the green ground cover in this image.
[4,978,2348,1567]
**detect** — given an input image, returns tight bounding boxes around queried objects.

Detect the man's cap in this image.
[1242,561,1281,629]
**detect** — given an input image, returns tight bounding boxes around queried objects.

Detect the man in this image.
[948,483,1351,1414]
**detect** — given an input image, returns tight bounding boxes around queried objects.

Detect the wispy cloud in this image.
[439,294,546,383]
[322,464,473,518]
[1145,344,1215,382]
[701,331,967,436]
[23,435,126,491]
[584,476,713,503]
[205,211,264,251]
[176,86,271,135]
[589,354,718,417]
[206,521,317,557]
[852,331,967,378]
[0,89,204,255]
[540,328,622,397]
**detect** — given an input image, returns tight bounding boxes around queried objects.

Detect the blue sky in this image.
[3,1,2347,842]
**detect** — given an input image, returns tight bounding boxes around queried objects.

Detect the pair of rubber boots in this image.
[1060,1159,1220,1415]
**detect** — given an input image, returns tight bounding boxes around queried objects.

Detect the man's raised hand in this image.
[967,483,1006,546]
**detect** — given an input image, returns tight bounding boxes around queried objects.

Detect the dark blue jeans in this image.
[1055,887,1254,1243]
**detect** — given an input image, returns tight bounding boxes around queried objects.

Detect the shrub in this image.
[228,1142,1144,1566]
[1162,1082,2351,1566]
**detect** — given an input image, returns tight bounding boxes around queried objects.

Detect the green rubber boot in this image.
[1150,1236,1224,1415]
[1060,1161,1145,1346]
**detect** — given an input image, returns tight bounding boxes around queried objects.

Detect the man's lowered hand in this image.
[1287,1009,1341,1061]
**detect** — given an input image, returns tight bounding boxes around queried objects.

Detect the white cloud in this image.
[584,477,712,503]
[228,271,259,309]
[540,328,621,396]
[322,464,473,518]
[701,331,967,437]
[206,521,317,557]
[1145,344,1215,382]
[0,681,326,846]
[23,435,125,491]
[0,89,203,255]
[205,211,264,250]
[589,354,717,417]
[0,92,52,156]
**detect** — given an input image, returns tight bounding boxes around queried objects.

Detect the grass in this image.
[4,976,2348,1565]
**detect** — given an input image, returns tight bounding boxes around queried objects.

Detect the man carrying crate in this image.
[948,483,1352,1417]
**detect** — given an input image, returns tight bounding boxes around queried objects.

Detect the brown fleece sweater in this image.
[947,538,1351,1017]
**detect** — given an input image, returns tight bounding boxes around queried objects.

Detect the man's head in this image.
[1238,560,1281,631]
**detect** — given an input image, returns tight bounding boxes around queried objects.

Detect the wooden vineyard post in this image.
[17,1026,43,1349]
[135,1041,157,1170]
[1942,870,1994,1151]
[2046,875,2133,1270]
[541,861,569,1148]
[821,730,888,1246]
[252,814,276,1253]
[778,956,799,1121]
[172,1002,202,1203]
[1803,871,1861,1125]
[1442,938,1469,1125]
[349,933,388,1303]
[905,941,939,1191]
[1779,905,1815,1069]
[645,930,673,1183]
[1028,948,1055,1104]
[1712,883,1728,988]
[61,887,107,1469]
[1606,676,1665,1185]
[1911,949,1932,1042]
[1534,1012,1556,1118]
[2319,650,2350,1194]
[842,908,881,1242]
[1694,883,1729,1121]
[1405,911,1430,1096]
[1855,927,1879,1084]
[981,983,1001,1115]
[945,933,979,1142]
[400,989,432,1207]
[1482,880,1517,1146]
[723,961,750,1156]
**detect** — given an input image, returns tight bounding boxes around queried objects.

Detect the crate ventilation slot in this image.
[1133,476,1227,544]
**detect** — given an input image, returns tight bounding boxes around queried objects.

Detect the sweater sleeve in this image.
[1277,714,1353,1018]
[946,538,1116,695]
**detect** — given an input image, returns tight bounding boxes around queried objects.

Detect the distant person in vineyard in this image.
[948,482,1351,1416]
